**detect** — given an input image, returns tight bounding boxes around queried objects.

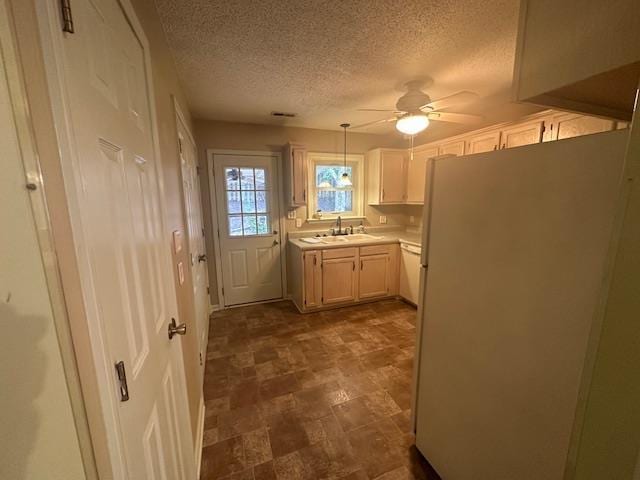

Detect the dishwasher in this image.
[399,242,421,305]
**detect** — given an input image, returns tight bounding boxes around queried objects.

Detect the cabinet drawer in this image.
[360,244,392,256]
[322,247,357,260]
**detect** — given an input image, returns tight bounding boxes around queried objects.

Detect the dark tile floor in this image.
[200,299,440,480]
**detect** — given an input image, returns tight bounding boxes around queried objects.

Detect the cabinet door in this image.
[303,251,322,308]
[322,257,357,304]
[291,146,307,206]
[438,139,465,156]
[380,150,406,203]
[406,147,438,204]
[466,130,500,154]
[549,113,615,141]
[359,254,389,299]
[500,120,543,149]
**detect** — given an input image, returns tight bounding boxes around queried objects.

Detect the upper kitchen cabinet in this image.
[367,148,406,204]
[438,139,465,157]
[465,129,500,154]
[499,120,544,149]
[515,0,640,120]
[406,146,438,204]
[543,113,616,141]
[283,143,307,208]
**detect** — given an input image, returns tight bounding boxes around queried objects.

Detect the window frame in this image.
[306,152,365,221]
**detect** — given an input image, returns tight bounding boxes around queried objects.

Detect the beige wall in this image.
[194,120,413,304]
[128,0,202,441]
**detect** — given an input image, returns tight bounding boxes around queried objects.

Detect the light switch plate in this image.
[379,215,387,224]
[287,210,297,219]
[177,261,185,285]
[295,218,303,228]
[409,215,415,224]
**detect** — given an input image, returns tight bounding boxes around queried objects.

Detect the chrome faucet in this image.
[332,216,347,236]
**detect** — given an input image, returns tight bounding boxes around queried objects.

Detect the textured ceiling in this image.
[155,0,541,140]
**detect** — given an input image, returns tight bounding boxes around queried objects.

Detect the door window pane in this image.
[256,191,267,213]
[227,191,241,214]
[257,215,269,234]
[242,215,257,235]
[225,168,240,190]
[240,168,255,190]
[228,216,243,236]
[241,191,256,213]
[255,169,266,189]
[224,165,271,237]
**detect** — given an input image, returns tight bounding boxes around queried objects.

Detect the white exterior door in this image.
[177,114,209,378]
[44,0,195,477]
[213,153,283,306]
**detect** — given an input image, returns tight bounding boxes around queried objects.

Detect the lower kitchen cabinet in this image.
[321,256,358,304]
[359,253,389,299]
[289,242,400,312]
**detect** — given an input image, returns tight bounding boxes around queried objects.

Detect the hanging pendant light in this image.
[338,123,352,187]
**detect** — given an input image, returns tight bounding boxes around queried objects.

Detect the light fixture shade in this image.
[338,172,352,187]
[396,114,429,135]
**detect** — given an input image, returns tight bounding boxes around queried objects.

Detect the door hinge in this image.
[313,255,317,266]
[178,137,183,154]
[60,0,74,33]
[196,166,201,175]
[202,227,205,237]
[304,299,307,305]
[221,287,225,296]
[321,296,324,303]
[206,286,210,294]
[199,352,203,366]
[114,361,129,402]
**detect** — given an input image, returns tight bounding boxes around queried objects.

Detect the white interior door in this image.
[177,114,209,378]
[213,154,283,306]
[47,0,195,477]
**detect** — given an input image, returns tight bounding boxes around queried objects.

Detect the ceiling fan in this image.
[353,81,483,135]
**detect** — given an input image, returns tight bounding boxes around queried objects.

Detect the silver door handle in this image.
[197,254,207,263]
[168,318,187,339]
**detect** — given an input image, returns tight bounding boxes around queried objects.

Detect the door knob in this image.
[273,240,279,246]
[197,254,207,263]
[168,318,187,339]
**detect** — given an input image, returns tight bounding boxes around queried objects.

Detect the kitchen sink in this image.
[300,234,385,244]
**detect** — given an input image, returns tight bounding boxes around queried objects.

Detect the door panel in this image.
[500,121,543,149]
[381,151,406,202]
[322,257,357,304]
[466,130,500,154]
[177,114,209,371]
[214,154,283,306]
[303,251,322,308]
[407,147,438,204]
[359,254,389,298]
[55,0,195,477]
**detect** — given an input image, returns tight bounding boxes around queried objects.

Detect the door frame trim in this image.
[207,149,286,308]
[34,1,195,478]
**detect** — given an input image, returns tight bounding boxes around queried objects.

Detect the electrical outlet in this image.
[379,215,387,224]
[287,210,297,219]
[295,218,302,228]
[409,215,415,224]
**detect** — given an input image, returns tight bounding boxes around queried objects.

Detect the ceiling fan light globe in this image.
[396,114,429,135]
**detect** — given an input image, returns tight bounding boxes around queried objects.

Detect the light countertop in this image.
[288,229,422,250]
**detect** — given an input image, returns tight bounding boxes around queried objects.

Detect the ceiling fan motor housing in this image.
[396,88,431,113]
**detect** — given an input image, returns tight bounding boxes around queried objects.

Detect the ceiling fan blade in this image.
[357,108,404,113]
[420,91,478,111]
[427,111,483,124]
[351,117,397,129]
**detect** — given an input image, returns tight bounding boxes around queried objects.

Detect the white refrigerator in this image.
[412,130,628,479]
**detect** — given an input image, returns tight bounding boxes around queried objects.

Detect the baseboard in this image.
[208,304,220,314]
[194,395,205,478]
